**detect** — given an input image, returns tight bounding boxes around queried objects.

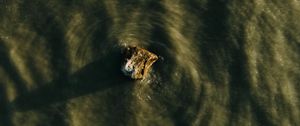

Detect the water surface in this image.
[0,0,300,126]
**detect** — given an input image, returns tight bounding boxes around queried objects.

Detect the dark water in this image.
[0,0,300,126]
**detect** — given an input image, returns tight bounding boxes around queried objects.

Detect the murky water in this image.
[0,0,300,126]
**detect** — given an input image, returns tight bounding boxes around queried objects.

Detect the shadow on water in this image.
[0,41,25,126]
[15,1,117,125]
[144,1,205,126]
[199,0,230,85]
[173,0,230,126]
[0,41,28,97]
[18,2,75,125]
[12,48,132,111]
[20,0,70,81]
[0,84,13,126]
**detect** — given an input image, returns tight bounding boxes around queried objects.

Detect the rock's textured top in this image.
[121,46,158,79]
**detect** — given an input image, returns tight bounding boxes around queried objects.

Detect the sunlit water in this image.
[0,0,300,126]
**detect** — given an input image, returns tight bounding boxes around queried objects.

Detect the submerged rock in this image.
[122,46,158,79]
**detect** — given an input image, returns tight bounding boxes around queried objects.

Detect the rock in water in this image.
[122,46,158,79]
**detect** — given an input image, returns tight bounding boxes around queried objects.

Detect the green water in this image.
[0,0,300,126]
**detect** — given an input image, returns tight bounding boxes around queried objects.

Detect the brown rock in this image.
[121,46,158,79]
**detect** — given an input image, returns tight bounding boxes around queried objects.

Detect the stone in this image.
[121,46,158,79]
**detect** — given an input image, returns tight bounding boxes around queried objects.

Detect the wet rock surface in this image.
[122,46,158,79]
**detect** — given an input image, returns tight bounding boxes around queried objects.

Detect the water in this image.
[0,0,300,126]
